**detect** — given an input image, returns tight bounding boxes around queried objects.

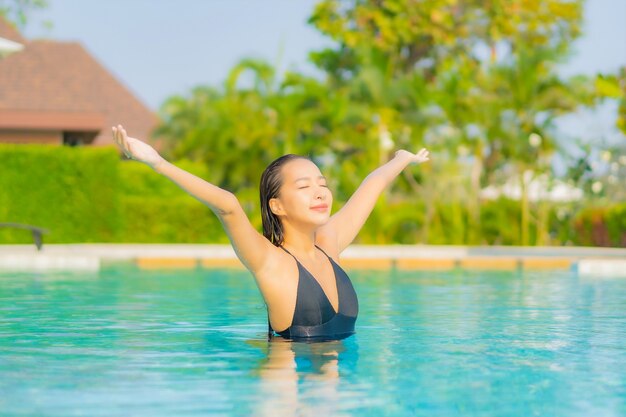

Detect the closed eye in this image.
[300,185,327,189]
[297,182,327,189]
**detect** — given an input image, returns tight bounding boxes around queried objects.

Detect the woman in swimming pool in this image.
[112,125,429,341]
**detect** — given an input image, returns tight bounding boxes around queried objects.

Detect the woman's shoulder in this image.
[252,243,293,274]
[249,244,298,296]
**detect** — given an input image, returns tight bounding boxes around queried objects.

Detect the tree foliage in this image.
[0,0,47,28]
[155,0,623,245]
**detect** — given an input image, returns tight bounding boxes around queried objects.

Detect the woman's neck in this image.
[281,224,318,258]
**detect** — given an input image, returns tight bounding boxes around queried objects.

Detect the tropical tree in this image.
[156,0,614,245]
[596,67,626,135]
[0,0,47,28]
[307,0,596,244]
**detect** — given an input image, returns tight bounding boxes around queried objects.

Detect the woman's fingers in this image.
[119,126,131,157]
[112,125,124,148]
[112,126,123,151]
[112,124,132,158]
[414,148,430,162]
[122,128,135,159]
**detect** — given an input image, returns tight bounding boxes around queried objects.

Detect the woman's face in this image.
[270,158,333,226]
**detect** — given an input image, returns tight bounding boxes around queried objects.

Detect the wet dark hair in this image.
[260,154,310,246]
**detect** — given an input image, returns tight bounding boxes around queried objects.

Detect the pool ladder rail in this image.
[0,222,49,251]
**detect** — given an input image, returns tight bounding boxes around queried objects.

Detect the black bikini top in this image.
[268,245,359,342]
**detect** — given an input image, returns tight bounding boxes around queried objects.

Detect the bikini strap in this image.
[314,245,333,261]
[281,244,332,262]
[279,245,296,260]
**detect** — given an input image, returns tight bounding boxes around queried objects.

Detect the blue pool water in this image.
[1,266,625,416]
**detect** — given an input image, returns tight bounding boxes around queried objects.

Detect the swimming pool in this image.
[1,266,625,416]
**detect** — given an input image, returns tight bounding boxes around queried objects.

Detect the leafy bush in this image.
[0,145,121,243]
[573,204,626,247]
[1,144,624,247]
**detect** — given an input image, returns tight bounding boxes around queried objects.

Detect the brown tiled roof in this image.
[0,110,104,131]
[0,18,25,43]
[0,39,158,146]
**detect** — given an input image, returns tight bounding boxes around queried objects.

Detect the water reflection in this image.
[248,337,354,416]
[4,267,626,416]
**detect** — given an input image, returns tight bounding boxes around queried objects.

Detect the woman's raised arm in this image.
[318,149,430,254]
[111,125,276,274]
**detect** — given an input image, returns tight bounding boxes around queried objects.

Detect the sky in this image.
[21,0,626,146]
[24,0,332,109]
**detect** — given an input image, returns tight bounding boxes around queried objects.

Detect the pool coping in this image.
[1,244,625,276]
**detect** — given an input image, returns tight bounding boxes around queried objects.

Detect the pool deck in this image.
[1,244,625,276]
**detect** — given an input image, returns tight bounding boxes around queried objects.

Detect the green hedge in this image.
[119,196,228,243]
[0,145,230,243]
[1,145,624,246]
[0,144,121,243]
[116,159,249,243]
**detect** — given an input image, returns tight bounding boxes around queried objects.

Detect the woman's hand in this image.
[112,124,164,168]
[395,148,430,165]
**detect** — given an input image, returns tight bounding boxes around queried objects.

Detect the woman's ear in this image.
[269,198,284,216]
